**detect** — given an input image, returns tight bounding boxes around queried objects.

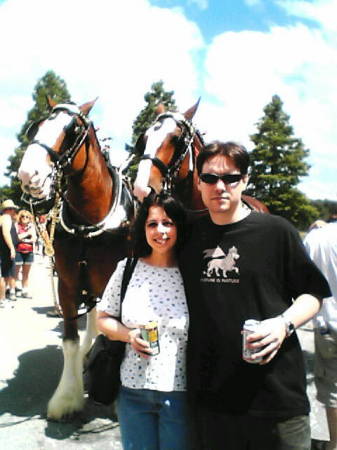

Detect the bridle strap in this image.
[139,113,196,184]
[31,140,61,164]
[32,106,91,175]
[140,154,169,177]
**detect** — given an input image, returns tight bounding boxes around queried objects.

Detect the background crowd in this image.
[0,199,36,308]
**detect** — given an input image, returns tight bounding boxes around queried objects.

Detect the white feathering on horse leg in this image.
[47,339,84,420]
[80,308,98,360]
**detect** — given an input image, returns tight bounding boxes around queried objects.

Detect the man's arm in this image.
[245,293,321,365]
[2,215,16,259]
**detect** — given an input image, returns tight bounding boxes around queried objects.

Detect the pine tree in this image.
[246,95,318,229]
[1,70,71,205]
[131,80,177,144]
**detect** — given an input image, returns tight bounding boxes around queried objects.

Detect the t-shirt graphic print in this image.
[201,245,240,284]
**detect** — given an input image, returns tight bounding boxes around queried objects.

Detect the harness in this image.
[22,103,136,318]
[140,112,200,194]
[23,104,135,239]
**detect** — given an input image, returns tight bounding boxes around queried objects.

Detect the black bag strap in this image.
[120,257,138,304]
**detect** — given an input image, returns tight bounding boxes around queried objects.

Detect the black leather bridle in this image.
[22,104,92,213]
[139,112,199,193]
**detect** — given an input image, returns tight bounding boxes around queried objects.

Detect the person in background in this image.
[0,246,5,307]
[97,193,191,450]
[0,199,19,305]
[179,141,331,450]
[15,209,36,298]
[304,220,337,450]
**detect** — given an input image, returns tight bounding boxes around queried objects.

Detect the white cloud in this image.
[201,12,337,200]
[0,0,204,181]
[280,0,337,33]
[1,0,337,202]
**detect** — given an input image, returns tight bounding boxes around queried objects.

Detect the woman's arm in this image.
[97,310,152,358]
[17,224,36,243]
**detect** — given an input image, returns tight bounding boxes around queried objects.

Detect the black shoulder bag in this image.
[83,257,138,405]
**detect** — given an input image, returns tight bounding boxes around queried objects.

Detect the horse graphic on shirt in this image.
[204,246,240,278]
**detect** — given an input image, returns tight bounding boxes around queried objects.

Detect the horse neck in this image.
[66,128,113,224]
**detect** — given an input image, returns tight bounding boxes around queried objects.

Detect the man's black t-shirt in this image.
[180,212,331,418]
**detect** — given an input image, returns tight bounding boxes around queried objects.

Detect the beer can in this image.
[140,321,160,356]
[242,319,263,364]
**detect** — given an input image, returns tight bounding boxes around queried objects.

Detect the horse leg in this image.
[47,338,84,420]
[47,282,84,420]
[80,307,98,360]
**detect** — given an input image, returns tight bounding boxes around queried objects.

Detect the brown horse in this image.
[18,99,134,420]
[133,101,269,214]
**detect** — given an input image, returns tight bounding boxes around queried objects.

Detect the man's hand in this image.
[245,317,287,365]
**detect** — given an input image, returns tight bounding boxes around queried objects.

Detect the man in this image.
[0,199,19,307]
[304,222,337,450]
[179,141,331,450]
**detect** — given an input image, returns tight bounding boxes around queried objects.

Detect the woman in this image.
[97,194,190,450]
[15,209,36,298]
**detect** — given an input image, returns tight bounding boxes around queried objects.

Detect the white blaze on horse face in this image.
[19,112,73,198]
[133,117,177,202]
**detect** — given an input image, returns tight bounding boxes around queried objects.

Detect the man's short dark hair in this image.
[196,141,250,175]
[132,193,187,257]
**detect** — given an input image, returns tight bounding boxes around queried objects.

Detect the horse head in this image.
[18,98,97,212]
[133,99,203,205]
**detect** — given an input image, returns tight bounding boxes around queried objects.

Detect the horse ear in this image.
[183,98,201,121]
[80,98,98,116]
[46,96,57,110]
[155,103,166,115]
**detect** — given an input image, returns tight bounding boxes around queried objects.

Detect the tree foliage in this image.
[131,80,177,144]
[311,199,337,222]
[246,95,318,229]
[0,70,71,205]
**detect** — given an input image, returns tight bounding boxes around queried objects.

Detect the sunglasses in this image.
[21,215,31,219]
[199,173,243,185]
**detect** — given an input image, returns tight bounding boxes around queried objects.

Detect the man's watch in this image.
[280,314,295,337]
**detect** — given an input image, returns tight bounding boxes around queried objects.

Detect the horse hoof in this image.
[47,395,85,421]
[46,410,81,423]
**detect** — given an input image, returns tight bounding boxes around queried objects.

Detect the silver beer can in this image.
[242,319,263,364]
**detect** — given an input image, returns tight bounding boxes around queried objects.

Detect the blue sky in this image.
[152,0,309,38]
[0,0,336,200]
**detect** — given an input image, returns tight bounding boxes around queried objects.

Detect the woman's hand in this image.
[128,328,152,359]
[245,317,287,365]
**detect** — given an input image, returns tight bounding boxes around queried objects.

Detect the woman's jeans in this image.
[116,386,191,450]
